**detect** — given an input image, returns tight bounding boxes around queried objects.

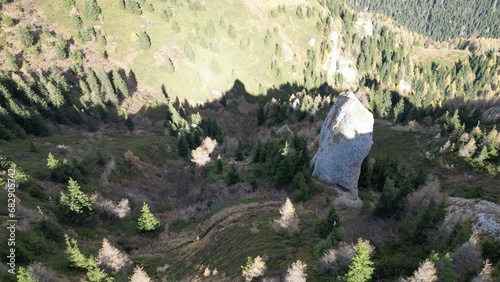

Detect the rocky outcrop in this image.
[446,197,500,239]
[311,92,374,196]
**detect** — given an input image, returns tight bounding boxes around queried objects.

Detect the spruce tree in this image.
[19,25,34,47]
[257,105,266,126]
[84,0,102,21]
[59,178,93,220]
[172,21,181,33]
[228,24,237,39]
[226,164,241,185]
[166,58,175,73]
[177,135,190,158]
[112,70,129,98]
[137,202,161,231]
[205,20,216,37]
[17,266,37,282]
[64,234,97,269]
[70,13,83,29]
[138,31,151,49]
[345,239,374,282]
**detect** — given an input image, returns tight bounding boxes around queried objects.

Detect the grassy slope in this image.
[371,120,500,203]
[35,0,324,102]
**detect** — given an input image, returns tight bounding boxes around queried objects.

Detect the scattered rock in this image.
[481,106,500,123]
[311,92,374,197]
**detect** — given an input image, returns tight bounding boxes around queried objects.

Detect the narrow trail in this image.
[133,200,282,257]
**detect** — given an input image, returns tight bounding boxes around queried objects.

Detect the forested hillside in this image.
[0,0,499,281]
[344,0,500,41]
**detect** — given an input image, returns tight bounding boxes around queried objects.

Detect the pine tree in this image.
[97,69,118,105]
[60,178,93,218]
[166,58,175,73]
[215,155,223,173]
[225,164,241,185]
[177,135,190,158]
[112,70,129,98]
[84,0,102,21]
[55,36,68,59]
[138,31,151,49]
[318,206,340,238]
[65,234,97,269]
[172,21,181,33]
[17,266,37,282]
[6,51,19,71]
[86,266,114,282]
[137,202,161,232]
[257,105,266,126]
[345,239,374,282]
[46,81,65,108]
[205,20,216,38]
[70,13,83,29]
[127,0,142,15]
[209,58,221,74]
[228,24,237,39]
[183,42,195,62]
[47,153,60,170]
[19,25,34,47]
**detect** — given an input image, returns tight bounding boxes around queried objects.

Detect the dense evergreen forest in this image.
[343,0,500,41]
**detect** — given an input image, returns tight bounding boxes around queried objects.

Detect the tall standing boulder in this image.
[311,92,374,197]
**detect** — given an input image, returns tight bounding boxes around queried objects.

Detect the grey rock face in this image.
[311,92,374,196]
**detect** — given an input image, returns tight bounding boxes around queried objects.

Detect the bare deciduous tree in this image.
[191,137,218,166]
[242,256,266,282]
[285,260,307,282]
[407,259,438,282]
[130,266,152,282]
[273,198,299,236]
[93,197,131,219]
[472,260,494,282]
[97,238,130,272]
[319,243,357,274]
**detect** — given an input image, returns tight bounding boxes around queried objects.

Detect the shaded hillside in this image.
[344,0,500,41]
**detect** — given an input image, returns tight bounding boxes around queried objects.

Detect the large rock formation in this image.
[311,92,374,196]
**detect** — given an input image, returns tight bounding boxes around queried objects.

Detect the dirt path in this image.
[134,200,282,257]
